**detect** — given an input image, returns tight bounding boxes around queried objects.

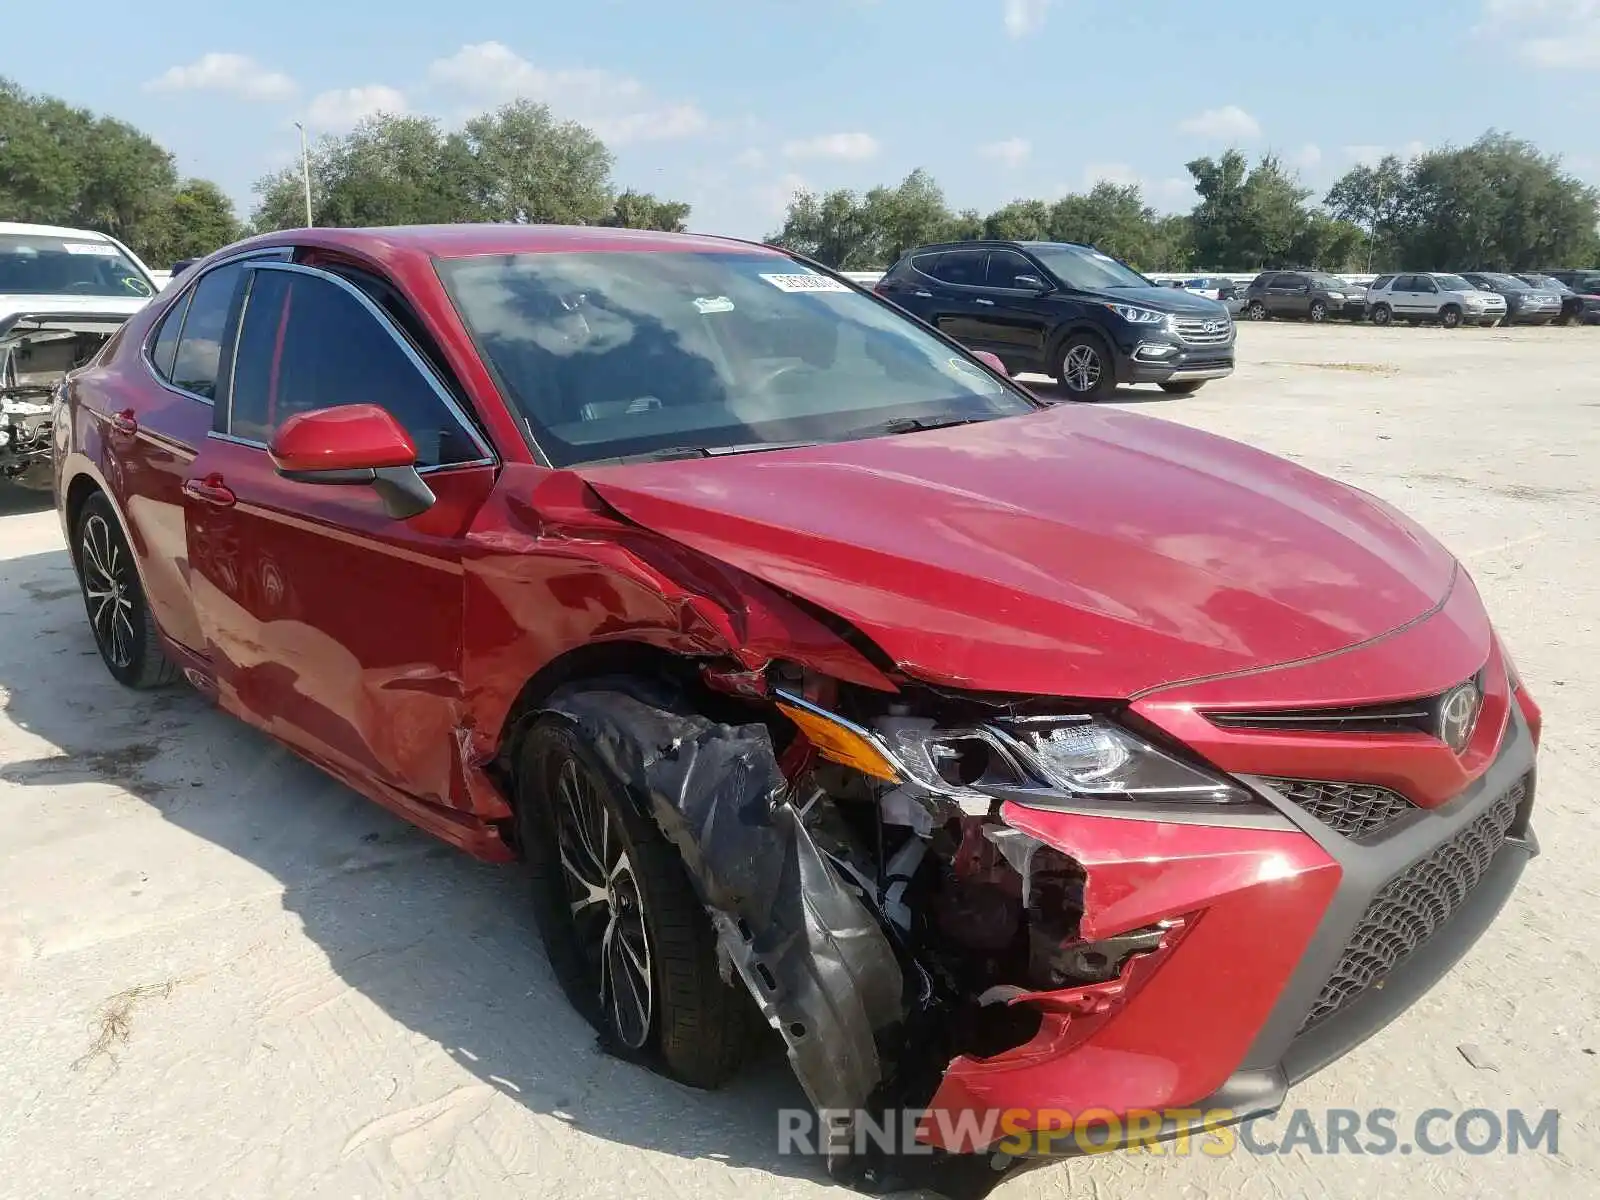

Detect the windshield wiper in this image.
[582,440,820,466]
[851,415,993,438]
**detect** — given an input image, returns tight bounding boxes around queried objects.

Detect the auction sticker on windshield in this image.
[62,242,121,256]
[760,273,851,293]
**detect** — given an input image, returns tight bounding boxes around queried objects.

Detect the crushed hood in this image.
[577,406,1457,699]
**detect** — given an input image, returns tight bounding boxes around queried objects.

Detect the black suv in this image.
[874,240,1233,399]
[1242,271,1365,322]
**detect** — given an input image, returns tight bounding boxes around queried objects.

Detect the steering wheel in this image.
[753,361,809,393]
[60,281,102,294]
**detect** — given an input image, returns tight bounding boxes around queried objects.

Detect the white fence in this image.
[841,269,1379,289]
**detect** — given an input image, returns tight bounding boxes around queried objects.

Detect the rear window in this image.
[0,233,155,299]
[437,249,1030,467]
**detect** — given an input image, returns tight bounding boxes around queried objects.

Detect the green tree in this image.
[983,198,1050,241]
[767,187,874,267]
[1046,182,1188,268]
[459,100,614,225]
[1324,154,1409,270]
[860,169,958,263]
[601,189,691,231]
[164,180,242,259]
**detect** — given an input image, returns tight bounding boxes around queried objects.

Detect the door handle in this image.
[914,290,933,298]
[110,409,137,436]
[973,298,996,306]
[183,473,236,508]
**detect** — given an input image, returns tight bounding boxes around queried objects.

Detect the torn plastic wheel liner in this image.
[538,681,905,1113]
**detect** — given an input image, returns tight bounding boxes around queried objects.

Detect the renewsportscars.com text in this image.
[779,1106,1561,1158]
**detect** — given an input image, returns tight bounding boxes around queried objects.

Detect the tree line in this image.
[770,132,1600,274]
[1,79,694,266]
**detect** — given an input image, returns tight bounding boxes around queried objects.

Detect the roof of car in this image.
[235,223,772,261]
[0,221,118,241]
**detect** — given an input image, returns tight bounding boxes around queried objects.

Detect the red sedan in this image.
[53,225,1540,1182]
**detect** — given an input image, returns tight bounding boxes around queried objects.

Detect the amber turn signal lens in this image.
[776,701,903,782]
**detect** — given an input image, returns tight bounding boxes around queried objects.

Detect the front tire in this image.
[1246,300,1268,321]
[1440,305,1462,329]
[74,492,180,689]
[1371,303,1393,326]
[1054,332,1116,401]
[1159,381,1205,395]
[517,717,752,1089]
[1309,299,1327,323]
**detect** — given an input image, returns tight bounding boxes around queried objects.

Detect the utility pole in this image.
[1363,177,1388,273]
[293,121,313,227]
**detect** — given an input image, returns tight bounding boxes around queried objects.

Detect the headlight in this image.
[776,692,1251,807]
[1327,292,1346,300]
[1105,303,1170,326]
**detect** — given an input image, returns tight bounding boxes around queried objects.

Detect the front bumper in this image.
[920,702,1537,1156]
[1118,328,1235,384]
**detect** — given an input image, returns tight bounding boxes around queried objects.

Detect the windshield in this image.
[1434,275,1475,292]
[438,250,1032,467]
[1482,273,1528,290]
[1525,275,1568,292]
[1311,275,1349,289]
[1026,244,1152,290]
[0,233,155,299]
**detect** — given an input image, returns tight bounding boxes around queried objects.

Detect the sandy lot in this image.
[1,322,1596,1199]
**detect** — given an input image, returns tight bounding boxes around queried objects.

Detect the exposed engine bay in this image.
[1,314,125,488]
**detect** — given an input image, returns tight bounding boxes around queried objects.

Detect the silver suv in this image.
[1364,273,1507,328]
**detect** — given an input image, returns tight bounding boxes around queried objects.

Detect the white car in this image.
[1363,272,1507,329]
[1,223,158,488]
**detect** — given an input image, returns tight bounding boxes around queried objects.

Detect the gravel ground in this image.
[1,321,1595,1199]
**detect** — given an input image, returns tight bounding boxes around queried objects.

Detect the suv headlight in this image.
[1104,303,1170,326]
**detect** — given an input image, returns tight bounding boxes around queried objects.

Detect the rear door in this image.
[93,254,284,656]
[182,260,497,805]
[1266,273,1309,316]
[917,248,993,346]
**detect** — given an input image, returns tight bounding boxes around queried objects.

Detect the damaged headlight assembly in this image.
[775,690,1252,808]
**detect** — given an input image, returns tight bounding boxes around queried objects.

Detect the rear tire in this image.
[73,492,180,690]
[1053,332,1117,401]
[1371,304,1393,326]
[1159,381,1205,395]
[516,716,753,1090]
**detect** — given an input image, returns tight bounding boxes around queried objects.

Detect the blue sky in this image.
[20,0,1600,239]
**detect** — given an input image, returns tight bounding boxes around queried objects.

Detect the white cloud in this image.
[145,53,296,101]
[1080,162,1141,188]
[979,137,1032,167]
[1293,142,1323,170]
[1477,0,1600,68]
[1176,105,1262,140]
[426,41,710,145]
[306,86,408,130]
[735,148,767,170]
[782,132,881,161]
[1003,0,1052,37]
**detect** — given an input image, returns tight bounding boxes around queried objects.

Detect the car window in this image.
[985,250,1042,289]
[148,290,192,381]
[929,250,987,286]
[229,267,485,467]
[0,232,155,299]
[1371,275,1395,290]
[910,252,943,280]
[170,262,247,399]
[1270,273,1302,289]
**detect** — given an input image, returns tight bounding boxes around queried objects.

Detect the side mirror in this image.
[971,350,1009,376]
[1013,274,1048,292]
[269,403,436,519]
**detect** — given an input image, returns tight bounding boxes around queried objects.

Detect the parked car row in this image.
[1238,268,1599,328]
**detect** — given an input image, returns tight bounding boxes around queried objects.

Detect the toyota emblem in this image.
[1435,680,1482,754]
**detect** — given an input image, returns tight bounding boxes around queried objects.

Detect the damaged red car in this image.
[55,226,1540,1183]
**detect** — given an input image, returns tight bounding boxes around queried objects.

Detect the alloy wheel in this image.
[1063,344,1102,393]
[553,756,654,1049]
[80,514,137,670]
[1248,300,1267,320]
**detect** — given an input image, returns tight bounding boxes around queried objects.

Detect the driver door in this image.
[181,260,497,805]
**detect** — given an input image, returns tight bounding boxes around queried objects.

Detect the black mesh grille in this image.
[1298,777,1527,1032]
[1264,778,1414,840]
